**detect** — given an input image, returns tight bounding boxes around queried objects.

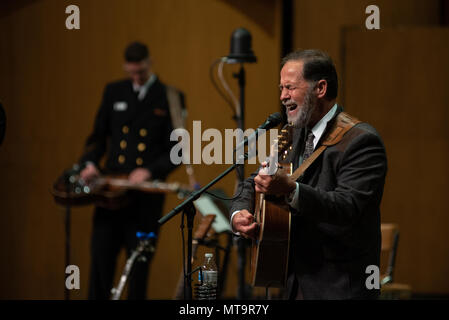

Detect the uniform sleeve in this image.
[79,85,111,166]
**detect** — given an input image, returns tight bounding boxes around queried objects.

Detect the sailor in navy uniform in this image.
[79,42,184,300]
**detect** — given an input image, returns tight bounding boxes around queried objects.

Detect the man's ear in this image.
[315,79,328,99]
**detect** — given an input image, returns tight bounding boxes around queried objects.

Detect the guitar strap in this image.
[165,85,185,130]
[289,112,361,181]
[166,85,200,189]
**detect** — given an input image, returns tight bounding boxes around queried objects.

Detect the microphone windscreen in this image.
[267,112,283,127]
[226,28,257,64]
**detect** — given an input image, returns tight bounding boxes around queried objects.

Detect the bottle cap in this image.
[205,253,213,258]
[136,231,157,240]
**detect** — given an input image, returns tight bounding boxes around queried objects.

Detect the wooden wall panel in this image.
[0,0,281,299]
[292,0,441,94]
[343,28,449,294]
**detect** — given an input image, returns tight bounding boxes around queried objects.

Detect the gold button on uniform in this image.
[136,157,143,166]
[118,155,125,164]
[137,143,146,152]
[139,128,147,137]
[120,140,127,149]
[122,126,129,134]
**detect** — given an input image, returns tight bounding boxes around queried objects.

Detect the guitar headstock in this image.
[278,124,293,161]
[263,124,293,175]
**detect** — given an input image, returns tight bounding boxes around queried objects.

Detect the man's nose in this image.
[280,88,290,101]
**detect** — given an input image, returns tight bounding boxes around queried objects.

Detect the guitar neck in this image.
[100,176,188,194]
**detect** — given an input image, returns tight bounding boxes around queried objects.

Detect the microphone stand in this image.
[233,64,250,300]
[158,159,245,300]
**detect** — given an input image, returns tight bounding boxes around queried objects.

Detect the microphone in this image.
[226,28,257,64]
[233,112,283,154]
[257,112,283,130]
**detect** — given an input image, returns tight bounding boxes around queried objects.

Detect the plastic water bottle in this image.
[196,253,218,300]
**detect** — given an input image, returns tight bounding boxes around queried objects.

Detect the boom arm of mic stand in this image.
[158,160,244,226]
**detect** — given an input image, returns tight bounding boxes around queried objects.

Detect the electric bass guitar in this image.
[51,173,191,209]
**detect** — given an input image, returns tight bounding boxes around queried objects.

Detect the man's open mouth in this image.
[285,103,298,113]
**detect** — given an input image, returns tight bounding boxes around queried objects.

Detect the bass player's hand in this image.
[128,168,152,184]
[80,163,100,183]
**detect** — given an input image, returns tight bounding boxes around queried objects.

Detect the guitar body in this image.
[250,126,293,288]
[251,192,291,288]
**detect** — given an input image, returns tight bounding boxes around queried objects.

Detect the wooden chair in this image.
[379,223,412,299]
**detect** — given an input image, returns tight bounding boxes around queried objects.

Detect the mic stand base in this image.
[183,202,196,300]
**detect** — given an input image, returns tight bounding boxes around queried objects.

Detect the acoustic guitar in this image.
[250,125,293,288]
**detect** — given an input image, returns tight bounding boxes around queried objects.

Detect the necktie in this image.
[303,131,315,161]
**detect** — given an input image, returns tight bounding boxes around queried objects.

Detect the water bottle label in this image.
[196,270,217,300]
[203,271,217,285]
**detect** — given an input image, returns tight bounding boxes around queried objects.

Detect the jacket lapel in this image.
[129,78,165,127]
[314,105,343,149]
[122,80,138,124]
[139,78,164,108]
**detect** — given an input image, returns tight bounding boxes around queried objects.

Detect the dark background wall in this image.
[0,0,448,299]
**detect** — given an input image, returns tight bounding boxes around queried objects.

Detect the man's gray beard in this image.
[287,87,317,129]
